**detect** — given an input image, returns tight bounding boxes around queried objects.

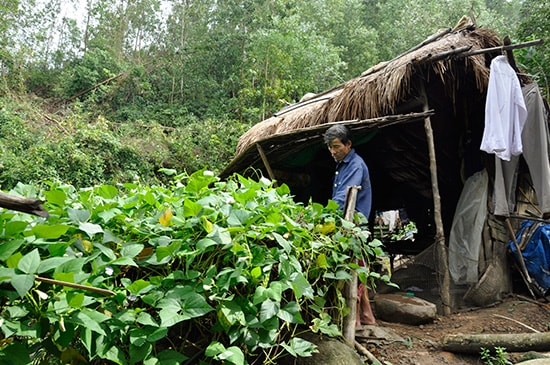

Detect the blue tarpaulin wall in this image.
[509,220,550,295]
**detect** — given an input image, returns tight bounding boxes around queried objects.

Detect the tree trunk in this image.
[442,332,550,354]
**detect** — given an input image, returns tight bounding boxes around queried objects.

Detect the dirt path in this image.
[356,296,550,364]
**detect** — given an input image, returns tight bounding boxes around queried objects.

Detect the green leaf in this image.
[32,224,69,239]
[99,209,122,224]
[0,342,31,365]
[102,345,126,364]
[0,239,24,261]
[148,327,168,342]
[272,232,291,252]
[220,301,246,327]
[126,279,152,295]
[281,337,317,357]
[260,299,279,323]
[44,189,67,207]
[278,301,304,324]
[317,253,328,269]
[196,237,218,250]
[11,274,35,297]
[144,350,187,365]
[6,252,23,269]
[217,346,246,365]
[111,257,137,267]
[130,342,152,365]
[250,266,262,278]
[38,257,70,274]
[290,272,314,299]
[183,199,203,217]
[121,243,144,259]
[205,341,225,357]
[136,312,158,327]
[208,226,232,246]
[3,221,28,237]
[98,185,118,199]
[79,222,104,238]
[94,243,116,260]
[67,292,85,308]
[73,309,109,336]
[68,208,91,223]
[18,249,40,274]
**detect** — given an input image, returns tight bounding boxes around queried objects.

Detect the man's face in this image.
[327,138,352,162]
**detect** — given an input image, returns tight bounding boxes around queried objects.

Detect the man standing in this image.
[323,124,376,326]
[323,125,372,219]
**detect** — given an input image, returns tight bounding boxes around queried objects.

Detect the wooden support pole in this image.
[255,143,278,186]
[420,84,452,315]
[343,186,360,345]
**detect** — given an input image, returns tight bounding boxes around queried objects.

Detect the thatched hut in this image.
[219,18,548,310]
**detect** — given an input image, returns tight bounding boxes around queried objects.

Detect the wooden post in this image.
[421,84,452,315]
[342,186,359,344]
[255,143,278,186]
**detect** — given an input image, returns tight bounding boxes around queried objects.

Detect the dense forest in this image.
[0,0,548,189]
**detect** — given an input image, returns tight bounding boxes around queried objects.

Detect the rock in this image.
[279,332,363,365]
[374,293,437,325]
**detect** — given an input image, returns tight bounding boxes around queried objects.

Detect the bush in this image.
[0,171,387,364]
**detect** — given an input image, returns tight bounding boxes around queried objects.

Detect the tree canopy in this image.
[0,0,547,188]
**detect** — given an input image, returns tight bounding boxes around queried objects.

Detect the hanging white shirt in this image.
[480,55,527,161]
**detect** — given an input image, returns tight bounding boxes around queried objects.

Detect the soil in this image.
[356,295,550,365]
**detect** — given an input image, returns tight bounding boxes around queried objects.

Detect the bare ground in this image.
[356,295,550,365]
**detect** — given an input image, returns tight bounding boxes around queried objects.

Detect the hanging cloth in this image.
[480,55,527,161]
[449,169,489,284]
[492,82,550,216]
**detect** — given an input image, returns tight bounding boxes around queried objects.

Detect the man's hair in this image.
[323,124,351,145]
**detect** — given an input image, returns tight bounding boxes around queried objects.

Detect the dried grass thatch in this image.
[235,23,502,156]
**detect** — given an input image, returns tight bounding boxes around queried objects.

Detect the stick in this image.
[505,218,532,286]
[458,39,544,58]
[35,276,115,296]
[355,340,382,364]
[421,83,452,315]
[492,313,540,333]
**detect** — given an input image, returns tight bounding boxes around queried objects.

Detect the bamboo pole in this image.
[420,84,452,315]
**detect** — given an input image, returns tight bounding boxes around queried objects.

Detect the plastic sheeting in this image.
[509,220,550,295]
[449,169,488,284]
